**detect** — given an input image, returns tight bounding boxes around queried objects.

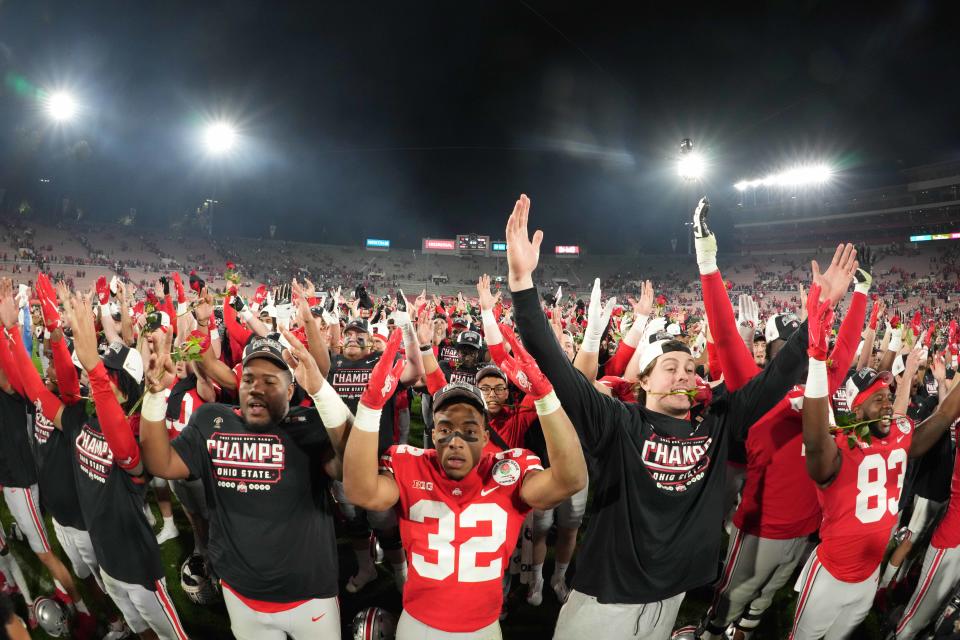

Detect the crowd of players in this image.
[0,195,958,639]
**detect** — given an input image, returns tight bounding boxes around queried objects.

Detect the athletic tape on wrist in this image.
[534,390,561,416]
[695,236,718,274]
[805,358,828,398]
[310,382,350,428]
[854,282,870,295]
[209,328,219,341]
[481,309,501,345]
[141,391,169,423]
[581,334,600,353]
[354,403,382,433]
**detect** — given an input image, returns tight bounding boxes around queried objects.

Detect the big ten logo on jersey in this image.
[640,434,712,492]
[330,367,373,399]
[207,433,286,492]
[33,399,55,445]
[76,425,113,483]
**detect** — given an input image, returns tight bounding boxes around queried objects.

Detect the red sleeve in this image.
[163,295,176,336]
[425,367,447,395]
[0,330,25,397]
[700,271,761,391]
[87,362,141,471]
[50,337,81,405]
[707,340,723,380]
[827,291,868,391]
[223,299,253,347]
[605,341,636,377]
[7,330,63,422]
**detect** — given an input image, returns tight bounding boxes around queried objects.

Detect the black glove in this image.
[158,276,170,297]
[230,294,248,314]
[395,290,408,313]
[692,197,711,239]
[854,244,874,290]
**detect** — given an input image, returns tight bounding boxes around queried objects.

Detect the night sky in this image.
[1,1,957,252]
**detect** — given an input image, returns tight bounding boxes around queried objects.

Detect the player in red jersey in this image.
[794,280,958,640]
[343,327,587,639]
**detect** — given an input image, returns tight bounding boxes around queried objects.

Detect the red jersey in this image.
[483,397,539,456]
[733,387,821,539]
[817,416,913,582]
[380,445,542,632]
[931,424,960,549]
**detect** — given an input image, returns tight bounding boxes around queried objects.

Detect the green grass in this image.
[2,399,901,638]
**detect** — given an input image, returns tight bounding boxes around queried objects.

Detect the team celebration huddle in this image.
[0,193,957,640]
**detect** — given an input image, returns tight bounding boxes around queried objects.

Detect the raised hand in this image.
[0,278,18,330]
[193,288,213,324]
[416,309,435,346]
[477,274,496,311]
[497,324,553,399]
[359,330,405,410]
[811,243,858,307]
[738,294,759,329]
[806,282,835,361]
[63,292,101,372]
[146,330,175,393]
[582,278,616,352]
[505,194,542,290]
[692,197,711,238]
[854,244,874,293]
[281,328,323,395]
[628,280,654,318]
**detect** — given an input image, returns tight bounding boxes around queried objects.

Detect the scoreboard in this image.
[457,234,489,252]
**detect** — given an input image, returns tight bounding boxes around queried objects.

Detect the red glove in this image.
[925,322,936,348]
[95,276,110,305]
[911,312,922,337]
[171,272,186,304]
[949,319,958,346]
[35,273,61,332]
[868,301,881,330]
[890,313,901,329]
[359,330,405,410]
[254,285,268,307]
[806,282,835,361]
[498,324,553,400]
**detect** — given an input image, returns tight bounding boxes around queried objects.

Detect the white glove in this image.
[887,322,903,353]
[738,294,759,330]
[642,316,668,344]
[581,278,616,353]
[693,198,718,274]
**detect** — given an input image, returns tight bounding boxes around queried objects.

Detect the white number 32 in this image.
[408,500,507,582]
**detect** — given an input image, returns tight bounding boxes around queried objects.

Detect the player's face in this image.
[433,404,488,480]
[477,376,508,415]
[753,341,767,367]
[858,388,894,436]
[458,347,479,367]
[641,353,696,418]
[239,359,294,430]
[342,329,367,358]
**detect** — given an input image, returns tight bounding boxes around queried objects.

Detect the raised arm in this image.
[802,281,842,484]
[911,357,960,458]
[506,194,629,453]
[139,330,192,480]
[343,330,403,511]
[495,327,586,509]
[571,278,616,383]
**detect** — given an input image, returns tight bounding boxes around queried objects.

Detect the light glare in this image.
[204,122,238,154]
[734,164,832,190]
[46,92,77,121]
[678,152,705,180]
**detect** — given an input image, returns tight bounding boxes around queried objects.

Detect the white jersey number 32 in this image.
[855,449,907,524]
[409,500,507,583]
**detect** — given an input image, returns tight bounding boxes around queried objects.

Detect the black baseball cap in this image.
[344,319,369,334]
[475,365,507,385]
[452,316,470,328]
[101,341,144,384]
[456,330,482,350]
[433,382,487,414]
[242,334,288,371]
[845,367,893,409]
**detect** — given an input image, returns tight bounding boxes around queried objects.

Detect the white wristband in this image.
[310,381,350,428]
[240,309,253,322]
[695,235,718,274]
[141,391,169,422]
[177,302,189,317]
[805,358,828,398]
[354,403,382,433]
[400,321,417,348]
[481,309,501,345]
[581,334,600,353]
[534,390,561,416]
[209,328,220,341]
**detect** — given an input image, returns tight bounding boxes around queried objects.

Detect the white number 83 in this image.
[855,450,907,524]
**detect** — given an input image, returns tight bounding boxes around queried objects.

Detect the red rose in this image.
[226,261,235,270]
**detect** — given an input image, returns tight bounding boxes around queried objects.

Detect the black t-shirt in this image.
[328,352,399,455]
[32,400,85,530]
[62,403,164,589]
[0,392,37,488]
[171,403,338,602]
[438,360,482,386]
[901,390,951,506]
[437,339,460,366]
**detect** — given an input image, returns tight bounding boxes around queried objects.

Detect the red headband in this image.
[852,379,889,409]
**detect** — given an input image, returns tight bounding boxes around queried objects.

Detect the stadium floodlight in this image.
[677,138,705,180]
[45,91,78,122]
[203,122,238,155]
[734,164,833,191]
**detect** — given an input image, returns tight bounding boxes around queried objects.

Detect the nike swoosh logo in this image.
[311,614,325,622]
[897,436,906,443]
[480,487,498,496]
